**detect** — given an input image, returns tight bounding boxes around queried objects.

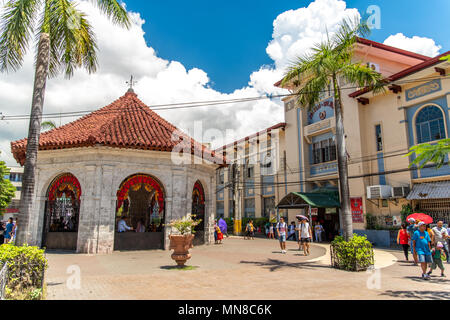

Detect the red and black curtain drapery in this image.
[116,174,165,213]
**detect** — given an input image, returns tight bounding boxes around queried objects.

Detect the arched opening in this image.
[192,180,206,245]
[114,174,166,251]
[42,173,81,251]
[415,105,446,144]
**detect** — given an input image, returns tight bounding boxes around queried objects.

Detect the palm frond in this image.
[0,0,41,72]
[41,120,57,130]
[92,0,130,28]
[341,63,386,94]
[295,73,330,110]
[39,0,98,78]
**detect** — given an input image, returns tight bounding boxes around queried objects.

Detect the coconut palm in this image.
[0,0,130,246]
[282,17,385,240]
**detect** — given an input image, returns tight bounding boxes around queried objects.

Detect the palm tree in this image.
[0,0,130,246]
[282,17,385,240]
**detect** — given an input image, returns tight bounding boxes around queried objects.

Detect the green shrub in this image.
[0,244,48,299]
[331,234,374,272]
[401,204,413,224]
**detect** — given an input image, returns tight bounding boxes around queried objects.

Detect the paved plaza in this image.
[45,237,450,300]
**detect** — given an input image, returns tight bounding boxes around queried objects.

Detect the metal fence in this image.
[0,263,8,300]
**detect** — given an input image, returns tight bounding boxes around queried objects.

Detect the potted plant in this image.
[167,214,202,267]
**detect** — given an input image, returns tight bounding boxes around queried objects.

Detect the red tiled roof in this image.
[11,90,223,165]
[349,51,449,98]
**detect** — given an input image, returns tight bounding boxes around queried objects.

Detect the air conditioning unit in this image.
[367,185,392,199]
[391,186,411,199]
[366,62,380,72]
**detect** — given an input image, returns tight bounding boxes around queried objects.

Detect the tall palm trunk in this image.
[16,33,50,246]
[333,78,353,241]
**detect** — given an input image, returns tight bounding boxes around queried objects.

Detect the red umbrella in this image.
[407,213,433,225]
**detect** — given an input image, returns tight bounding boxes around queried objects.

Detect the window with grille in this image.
[375,124,383,152]
[415,106,446,144]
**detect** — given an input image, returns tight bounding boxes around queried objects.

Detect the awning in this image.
[407,181,450,200]
[277,192,341,209]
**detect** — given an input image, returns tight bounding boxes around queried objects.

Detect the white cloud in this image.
[383,33,442,57]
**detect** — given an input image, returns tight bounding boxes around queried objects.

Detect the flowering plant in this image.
[167,214,202,235]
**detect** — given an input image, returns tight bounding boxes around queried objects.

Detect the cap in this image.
[418,221,426,227]
[437,242,444,249]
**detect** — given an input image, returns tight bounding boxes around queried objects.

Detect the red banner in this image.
[351,197,364,223]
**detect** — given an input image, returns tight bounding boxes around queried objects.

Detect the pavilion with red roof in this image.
[11,89,221,254]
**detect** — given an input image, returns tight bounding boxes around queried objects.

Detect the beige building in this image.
[217,38,449,237]
[214,123,287,231]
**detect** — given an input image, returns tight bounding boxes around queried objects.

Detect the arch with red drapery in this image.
[116,174,165,213]
[47,173,82,202]
[192,181,205,207]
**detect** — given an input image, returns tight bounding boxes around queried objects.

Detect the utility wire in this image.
[1,74,448,121]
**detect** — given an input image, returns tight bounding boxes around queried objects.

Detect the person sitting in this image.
[136,219,145,233]
[117,216,133,233]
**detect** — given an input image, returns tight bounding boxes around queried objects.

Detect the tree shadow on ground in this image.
[240,259,332,272]
[380,290,450,300]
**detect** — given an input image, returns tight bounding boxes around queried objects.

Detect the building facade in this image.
[3,167,23,219]
[277,38,450,229]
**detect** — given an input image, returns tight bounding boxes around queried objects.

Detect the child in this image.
[216,225,223,244]
[428,242,446,277]
[268,224,274,239]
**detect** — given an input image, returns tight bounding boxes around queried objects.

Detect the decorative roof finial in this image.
[126,75,137,93]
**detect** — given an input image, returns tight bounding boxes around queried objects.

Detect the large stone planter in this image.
[169,234,195,267]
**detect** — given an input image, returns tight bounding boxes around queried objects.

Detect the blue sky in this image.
[123,0,450,93]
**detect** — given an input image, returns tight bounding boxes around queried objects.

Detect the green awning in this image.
[277,192,341,209]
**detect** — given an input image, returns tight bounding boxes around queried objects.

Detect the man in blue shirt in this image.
[407,218,419,265]
[412,222,432,280]
[4,218,14,244]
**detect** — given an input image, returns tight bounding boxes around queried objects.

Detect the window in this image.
[228,200,234,216]
[416,106,446,144]
[312,138,336,164]
[263,197,275,218]
[375,124,383,152]
[244,198,255,218]
[216,201,224,214]
[381,199,389,208]
[216,168,225,185]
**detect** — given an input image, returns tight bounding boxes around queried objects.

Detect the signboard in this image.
[393,216,402,227]
[351,197,364,223]
[385,216,393,226]
[308,98,334,124]
[310,208,319,216]
[326,208,337,214]
[406,79,441,101]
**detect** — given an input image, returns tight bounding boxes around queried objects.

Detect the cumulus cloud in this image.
[383,33,442,57]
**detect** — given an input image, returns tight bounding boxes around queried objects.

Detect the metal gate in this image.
[417,199,450,223]
[42,200,80,250]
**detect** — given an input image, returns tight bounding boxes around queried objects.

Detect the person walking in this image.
[298,219,312,256]
[314,222,324,243]
[397,224,411,261]
[432,221,449,263]
[245,220,255,240]
[427,242,446,277]
[407,218,419,265]
[412,222,433,280]
[4,218,14,244]
[287,222,296,241]
[10,218,18,243]
[268,223,275,239]
[276,217,288,254]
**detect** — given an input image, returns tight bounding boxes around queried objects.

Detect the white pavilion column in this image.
[96,164,116,254]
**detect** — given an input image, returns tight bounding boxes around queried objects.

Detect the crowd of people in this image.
[0,217,18,244]
[397,219,449,279]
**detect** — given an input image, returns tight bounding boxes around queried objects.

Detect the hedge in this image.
[0,244,48,300]
[330,234,374,272]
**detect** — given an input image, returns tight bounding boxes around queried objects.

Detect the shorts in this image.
[279,234,286,242]
[301,238,311,244]
[418,254,432,263]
